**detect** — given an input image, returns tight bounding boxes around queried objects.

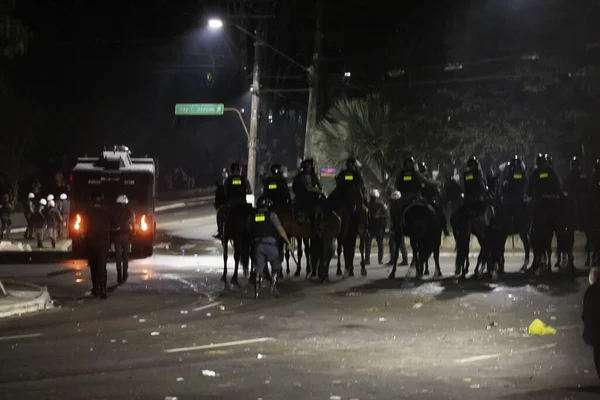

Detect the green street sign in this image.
[175,103,224,116]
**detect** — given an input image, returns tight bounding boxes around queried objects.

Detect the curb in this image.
[0,280,54,319]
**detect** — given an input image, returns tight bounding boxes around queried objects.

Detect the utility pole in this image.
[303,2,323,160]
[247,24,263,193]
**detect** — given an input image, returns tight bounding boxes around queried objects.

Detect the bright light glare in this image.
[208,19,223,29]
[344,72,351,77]
[141,215,148,231]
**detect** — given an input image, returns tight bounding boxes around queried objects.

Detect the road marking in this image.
[192,301,222,312]
[0,333,43,341]
[164,337,275,353]
[454,343,556,364]
[180,244,197,250]
[155,203,186,212]
[157,215,213,229]
[154,242,170,249]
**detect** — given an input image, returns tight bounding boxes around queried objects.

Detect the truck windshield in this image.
[72,171,153,209]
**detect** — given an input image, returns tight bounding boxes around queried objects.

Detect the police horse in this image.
[388,199,443,280]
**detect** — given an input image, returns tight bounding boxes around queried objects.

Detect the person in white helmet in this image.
[58,193,69,238]
[32,199,47,248]
[365,189,388,265]
[113,194,136,284]
[24,193,36,239]
[45,200,63,249]
[47,194,54,202]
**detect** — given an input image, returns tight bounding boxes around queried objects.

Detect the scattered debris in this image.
[176,377,184,382]
[110,339,116,343]
[202,370,218,377]
[366,307,379,312]
[528,319,557,335]
[470,384,480,389]
[330,396,342,400]
[138,319,146,323]
[259,316,265,320]
[346,292,361,297]
[550,316,556,320]
[264,380,271,385]
[206,313,212,317]
[487,322,499,330]
[463,378,472,382]
[219,305,225,311]
[133,315,138,319]
[122,340,127,344]
[378,318,387,322]
[164,397,178,400]
[257,354,264,359]
[382,301,391,307]
[181,324,187,328]
[180,310,188,315]
[151,332,160,336]
[413,303,423,309]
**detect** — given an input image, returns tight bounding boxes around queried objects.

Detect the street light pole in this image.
[247,26,262,194]
[303,2,323,160]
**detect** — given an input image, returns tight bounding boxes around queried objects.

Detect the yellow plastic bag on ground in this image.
[528,318,557,335]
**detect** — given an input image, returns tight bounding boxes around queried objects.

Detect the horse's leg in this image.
[231,241,240,285]
[284,241,291,275]
[294,238,302,277]
[304,238,315,278]
[360,232,367,276]
[336,240,343,276]
[221,239,228,282]
[433,245,442,279]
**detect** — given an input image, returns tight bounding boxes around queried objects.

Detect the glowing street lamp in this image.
[208,19,223,29]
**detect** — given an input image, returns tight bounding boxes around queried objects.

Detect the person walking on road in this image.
[113,194,136,285]
[24,193,35,240]
[0,194,13,240]
[57,193,70,238]
[248,196,293,299]
[45,200,63,249]
[365,189,388,265]
[83,193,119,299]
[32,199,47,248]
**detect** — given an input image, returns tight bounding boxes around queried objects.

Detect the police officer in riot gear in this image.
[292,159,322,224]
[365,189,388,265]
[0,194,12,240]
[32,199,47,248]
[114,194,136,285]
[396,156,425,201]
[502,155,528,204]
[215,162,252,239]
[529,153,562,203]
[419,161,450,236]
[463,156,488,206]
[386,190,408,266]
[564,156,588,199]
[24,193,35,240]
[83,193,119,299]
[336,157,367,201]
[248,195,292,299]
[263,164,291,208]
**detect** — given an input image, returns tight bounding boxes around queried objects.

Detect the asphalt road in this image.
[0,204,598,399]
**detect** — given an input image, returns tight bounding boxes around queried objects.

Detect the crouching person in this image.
[583,267,600,378]
[248,195,293,299]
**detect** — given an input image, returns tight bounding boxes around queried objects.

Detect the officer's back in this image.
[396,158,423,196]
[85,202,116,246]
[531,163,561,199]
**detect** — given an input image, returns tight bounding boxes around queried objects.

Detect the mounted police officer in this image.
[248,196,293,299]
[215,162,252,239]
[396,156,425,204]
[292,158,322,224]
[529,153,562,204]
[564,156,588,200]
[502,155,528,204]
[113,194,136,285]
[365,189,388,265]
[463,156,488,209]
[335,157,367,202]
[419,161,450,236]
[263,164,291,209]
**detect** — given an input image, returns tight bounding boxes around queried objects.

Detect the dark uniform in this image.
[365,191,388,264]
[24,195,35,239]
[83,195,119,299]
[31,203,46,248]
[216,163,252,239]
[564,157,588,200]
[335,158,367,202]
[502,159,528,204]
[248,196,287,299]
[419,162,449,235]
[387,192,408,265]
[0,195,12,240]
[113,198,136,285]
[529,164,562,202]
[292,159,321,223]
[263,164,291,208]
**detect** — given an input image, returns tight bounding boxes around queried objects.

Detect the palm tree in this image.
[314,94,404,192]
